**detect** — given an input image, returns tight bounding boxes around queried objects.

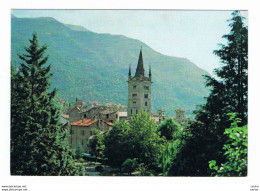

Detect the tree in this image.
[75,144,84,160]
[88,128,105,161]
[103,121,131,170]
[157,118,181,141]
[197,10,248,128]
[160,142,175,175]
[11,32,84,175]
[209,113,247,176]
[104,111,164,171]
[167,11,248,176]
[128,110,164,169]
[167,120,219,176]
[157,118,183,175]
[122,158,138,175]
[212,11,248,124]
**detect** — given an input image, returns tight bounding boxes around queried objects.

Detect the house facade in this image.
[69,118,112,153]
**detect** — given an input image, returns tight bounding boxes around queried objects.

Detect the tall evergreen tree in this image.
[11,32,84,175]
[167,11,248,176]
[201,10,248,125]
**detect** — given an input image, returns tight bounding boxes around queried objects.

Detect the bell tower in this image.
[127,48,152,118]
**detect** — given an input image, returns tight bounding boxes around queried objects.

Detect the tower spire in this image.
[135,48,145,77]
[149,64,152,78]
[129,64,131,77]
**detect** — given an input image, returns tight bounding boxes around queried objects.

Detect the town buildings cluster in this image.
[63,49,190,153]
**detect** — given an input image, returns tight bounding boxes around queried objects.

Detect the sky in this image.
[11,10,248,75]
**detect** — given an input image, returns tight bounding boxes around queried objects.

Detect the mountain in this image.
[65,24,92,32]
[11,16,210,117]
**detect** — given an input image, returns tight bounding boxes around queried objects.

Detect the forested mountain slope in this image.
[11,16,209,116]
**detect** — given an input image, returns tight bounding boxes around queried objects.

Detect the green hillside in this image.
[11,16,209,117]
[65,24,92,32]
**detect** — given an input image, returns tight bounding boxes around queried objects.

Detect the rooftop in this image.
[71,118,97,127]
[103,120,113,126]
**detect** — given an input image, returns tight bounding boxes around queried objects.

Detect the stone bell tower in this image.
[127,48,152,118]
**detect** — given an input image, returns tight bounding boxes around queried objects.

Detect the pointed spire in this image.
[75,97,78,106]
[135,48,145,77]
[129,64,131,76]
[149,65,152,78]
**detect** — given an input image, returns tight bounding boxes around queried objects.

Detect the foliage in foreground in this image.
[157,118,181,141]
[11,33,84,175]
[209,113,247,176]
[122,158,138,175]
[104,110,164,170]
[164,11,248,176]
[88,128,105,161]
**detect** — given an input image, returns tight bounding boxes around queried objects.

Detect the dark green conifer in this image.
[167,11,248,176]
[11,32,84,175]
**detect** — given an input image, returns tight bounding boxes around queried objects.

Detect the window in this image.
[144,86,149,90]
[144,94,148,98]
[116,114,118,118]
[131,109,132,114]
[145,102,148,106]
[133,101,136,105]
[106,114,109,119]
[132,93,137,97]
[136,109,138,114]
[133,85,136,89]
[81,130,85,136]
[84,114,87,118]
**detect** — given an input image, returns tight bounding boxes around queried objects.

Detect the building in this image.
[127,48,152,118]
[67,98,120,123]
[67,99,123,152]
[66,48,193,153]
[69,118,112,153]
[118,111,128,121]
[152,110,167,124]
[173,108,191,126]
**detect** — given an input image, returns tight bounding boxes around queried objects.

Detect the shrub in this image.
[122,158,138,175]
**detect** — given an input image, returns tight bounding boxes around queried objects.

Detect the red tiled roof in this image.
[104,120,113,126]
[71,118,97,127]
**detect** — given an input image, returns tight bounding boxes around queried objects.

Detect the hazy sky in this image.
[12,10,248,75]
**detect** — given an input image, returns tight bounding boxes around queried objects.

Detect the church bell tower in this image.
[127,48,152,118]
